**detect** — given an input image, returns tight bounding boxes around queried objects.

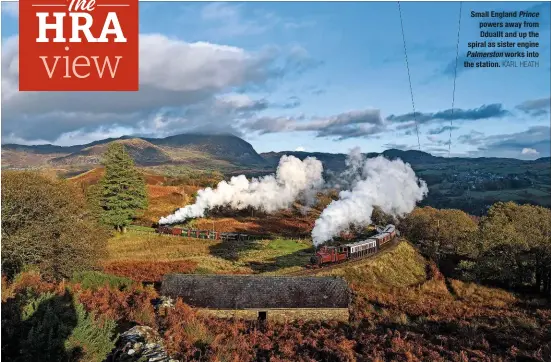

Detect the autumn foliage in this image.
[76,284,158,328]
[4,256,551,362]
[1,171,109,280]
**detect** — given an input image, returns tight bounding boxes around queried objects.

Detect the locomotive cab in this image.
[310,255,320,265]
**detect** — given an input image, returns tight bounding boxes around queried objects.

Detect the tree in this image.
[400,207,478,267]
[371,206,397,226]
[84,182,104,223]
[1,171,109,280]
[470,202,551,293]
[98,143,148,232]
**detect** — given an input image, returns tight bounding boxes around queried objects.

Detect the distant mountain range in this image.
[2,133,549,172]
[2,134,267,170]
[2,133,550,215]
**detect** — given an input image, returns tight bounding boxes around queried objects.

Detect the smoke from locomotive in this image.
[159,155,324,225]
[311,149,428,246]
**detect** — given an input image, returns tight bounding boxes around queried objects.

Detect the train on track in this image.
[155,223,398,268]
[309,224,398,267]
[155,225,265,241]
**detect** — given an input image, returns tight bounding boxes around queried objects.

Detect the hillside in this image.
[93,235,551,360]
[263,149,551,214]
[316,241,427,288]
[3,133,550,215]
[50,138,172,166]
[1,133,268,171]
[144,134,266,166]
[4,165,551,361]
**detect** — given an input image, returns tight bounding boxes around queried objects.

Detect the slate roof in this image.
[161,274,350,309]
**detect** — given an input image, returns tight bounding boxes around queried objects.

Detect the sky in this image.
[1,1,550,159]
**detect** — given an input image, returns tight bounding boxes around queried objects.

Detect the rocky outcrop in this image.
[108,325,177,362]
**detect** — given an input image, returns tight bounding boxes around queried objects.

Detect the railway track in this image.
[130,226,402,277]
[284,239,401,276]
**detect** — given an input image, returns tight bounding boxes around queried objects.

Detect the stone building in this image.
[161,274,350,322]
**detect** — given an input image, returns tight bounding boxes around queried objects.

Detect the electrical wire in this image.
[398,1,421,151]
[448,2,463,158]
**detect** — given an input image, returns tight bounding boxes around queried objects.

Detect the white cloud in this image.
[295,146,306,151]
[460,127,550,159]
[215,93,268,111]
[1,33,315,144]
[2,34,275,114]
[516,97,550,115]
[242,109,386,140]
[521,148,539,156]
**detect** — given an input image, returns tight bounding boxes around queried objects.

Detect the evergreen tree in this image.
[98,143,148,232]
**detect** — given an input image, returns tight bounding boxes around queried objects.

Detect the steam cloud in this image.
[311,148,428,246]
[159,155,324,224]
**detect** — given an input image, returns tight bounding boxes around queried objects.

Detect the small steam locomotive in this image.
[310,224,398,267]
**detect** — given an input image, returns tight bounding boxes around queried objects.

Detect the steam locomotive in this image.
[310,224,398,267]
[155,225,261,241]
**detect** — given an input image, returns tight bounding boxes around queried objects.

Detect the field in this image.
[105,231,314,277]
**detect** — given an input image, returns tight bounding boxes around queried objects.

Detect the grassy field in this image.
[106,230,426,281]
[106,231,314,275]
[316,241,427,288]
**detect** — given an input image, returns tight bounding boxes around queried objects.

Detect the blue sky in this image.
[1,1,550,159]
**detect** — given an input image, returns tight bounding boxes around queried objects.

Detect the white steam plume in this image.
[159,155,324,224]
[311,149,428,245]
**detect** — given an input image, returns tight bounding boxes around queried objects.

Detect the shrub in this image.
[7,269,57,296]
[1,171,109,280]
[2,286,117,362]
[65,303,117,362]
[76,284,158,328]
[161,299,211,360]
[71,271,134,291]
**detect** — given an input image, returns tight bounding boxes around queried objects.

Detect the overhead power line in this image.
[398,1,421,151]
[448,1,463,158]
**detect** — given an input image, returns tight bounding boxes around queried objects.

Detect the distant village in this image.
[445,170,533,191]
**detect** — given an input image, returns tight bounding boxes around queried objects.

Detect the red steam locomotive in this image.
[310,224,398,267]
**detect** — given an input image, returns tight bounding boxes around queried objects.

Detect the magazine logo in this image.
[19,0,139,91]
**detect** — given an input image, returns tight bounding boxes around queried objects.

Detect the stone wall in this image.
[196,308,349,323]
[108,325,176,362]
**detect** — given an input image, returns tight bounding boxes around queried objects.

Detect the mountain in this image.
[144,134,266,166]
[261,149,441,171]
[261,151,349,172]
[2,133,267,170]
[50,138,172,166]
[2,134,549,215]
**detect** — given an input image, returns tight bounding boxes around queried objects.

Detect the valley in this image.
[8,133,545,216]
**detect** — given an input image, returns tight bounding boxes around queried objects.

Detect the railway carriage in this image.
[310,224,398,267]
[155,223,397,268]
[347,238,378,259]
[155,225,264,241]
